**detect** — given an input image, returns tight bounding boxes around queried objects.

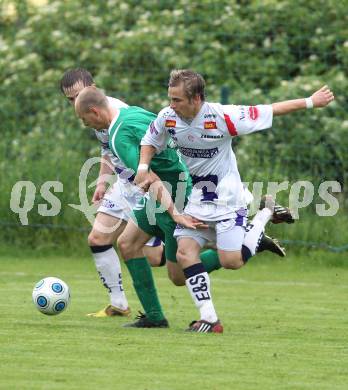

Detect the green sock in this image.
[125,257,165,322]
[200,249,221,273]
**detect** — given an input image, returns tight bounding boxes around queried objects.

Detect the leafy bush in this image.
[0,0,346,248]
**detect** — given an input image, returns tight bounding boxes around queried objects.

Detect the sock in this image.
[183,262,218,323]
[90,245,128,310]
[242,208,272,262]
[159,246,166,267]
[125,257,165,322]
[199,249,221,273]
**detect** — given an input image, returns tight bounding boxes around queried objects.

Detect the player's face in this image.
[63,81,88,106]
[168,84,200,120]
[77,108,106,130]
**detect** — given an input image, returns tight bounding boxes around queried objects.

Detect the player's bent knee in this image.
[88,230,111,247]
[117,235,141,260]
[176,248,189,265]
[117,236,131,258]
[219,253,244,270]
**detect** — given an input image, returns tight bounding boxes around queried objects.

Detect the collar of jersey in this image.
[107,108,123,134]
[189,102,207,126]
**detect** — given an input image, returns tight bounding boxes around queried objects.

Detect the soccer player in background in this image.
[136,69,335,333]
[74,86,291,328]
[60,69,164,319]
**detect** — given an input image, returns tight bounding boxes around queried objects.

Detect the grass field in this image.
[0,248,347,390]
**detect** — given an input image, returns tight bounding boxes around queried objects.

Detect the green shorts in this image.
[132,171,192,262]
[133,198,178,262]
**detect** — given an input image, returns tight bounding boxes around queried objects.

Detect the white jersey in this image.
[94,96,134,183]
[142,102,273,221]
[91,96,147,218]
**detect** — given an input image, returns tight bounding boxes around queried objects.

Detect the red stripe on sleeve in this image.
[224,114,238,136]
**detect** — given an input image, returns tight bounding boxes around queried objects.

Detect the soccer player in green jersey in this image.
[75,86,223,327]
[60,68,165,319]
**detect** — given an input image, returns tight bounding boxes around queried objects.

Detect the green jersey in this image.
[108,106,191,262]
[108,106,188,179]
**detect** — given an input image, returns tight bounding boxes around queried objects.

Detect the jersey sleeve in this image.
[109,125,140,172]
[141,108,170,153]
[100,144,110,156]
[94,129,112,157]
[222,104,273,136]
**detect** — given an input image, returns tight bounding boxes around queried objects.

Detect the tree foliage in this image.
[0,0,347,243]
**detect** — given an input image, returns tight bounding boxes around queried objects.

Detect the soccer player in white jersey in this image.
[60,69,164,319]
[136,69,335,333]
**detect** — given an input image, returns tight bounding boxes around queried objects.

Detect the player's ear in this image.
[90,106,99,115]
[193,94,201,104]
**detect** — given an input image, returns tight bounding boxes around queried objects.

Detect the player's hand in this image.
[134,170,157,192]
[92,183,106,204]
[173,214,208,230]
[311,85,335,108]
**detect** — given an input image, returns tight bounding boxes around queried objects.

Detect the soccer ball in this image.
[32,277,70,315]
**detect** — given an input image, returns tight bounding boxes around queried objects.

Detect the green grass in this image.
[0,249,347,390]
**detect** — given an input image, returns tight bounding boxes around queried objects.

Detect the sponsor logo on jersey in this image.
[200,134,224,139]
[149,121,158,135]
[162,110,172,118]
[204,121,217,130]
[168,127,178,143]
[101,199,115,209]
[165,119,176,127]
[239,106,246,121]
[168,128,176,140]
[248,106,259,121]
[204,113,217,119]
[179,147,219,159]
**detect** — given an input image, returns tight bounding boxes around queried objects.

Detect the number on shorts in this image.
[192,174,218,202]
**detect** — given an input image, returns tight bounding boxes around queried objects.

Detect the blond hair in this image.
[169,69,205,101]
[75,86,108,114]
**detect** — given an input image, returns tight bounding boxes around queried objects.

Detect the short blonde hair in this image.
[169,69,205,101]
[75,86,108,114]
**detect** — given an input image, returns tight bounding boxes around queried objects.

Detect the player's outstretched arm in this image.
[136,146,206,229]
[272,85,334,116]
[147,176,206,230]
[92,155,114,204]
[134,145,157,191]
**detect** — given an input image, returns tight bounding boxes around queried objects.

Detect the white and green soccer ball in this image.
[32,277,70,315]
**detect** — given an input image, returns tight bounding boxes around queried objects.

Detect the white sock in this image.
[243,208,272,256]
[92,246,129,310]
[185,266,218,323]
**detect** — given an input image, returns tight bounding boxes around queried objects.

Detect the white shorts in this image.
[174,208,247,251]
[97,180,143,221]
[183,185,253,222]
[98,180,162,247]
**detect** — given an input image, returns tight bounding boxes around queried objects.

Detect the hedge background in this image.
[0,0,347,250]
